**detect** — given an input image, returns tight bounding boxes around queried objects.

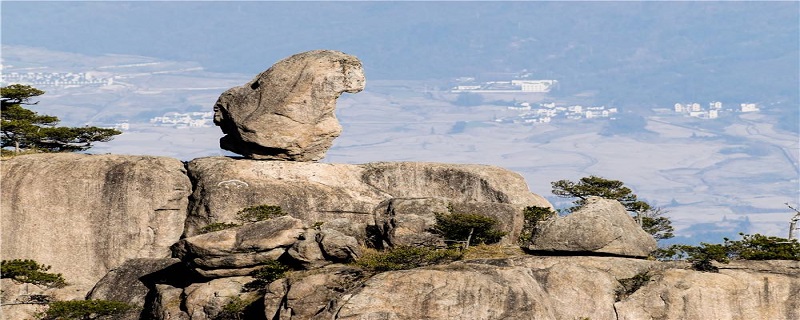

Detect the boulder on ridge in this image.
[213,50,365,161]
[528,197,657,257]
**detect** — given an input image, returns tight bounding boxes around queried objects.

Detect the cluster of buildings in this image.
[498,102,619,124]
[149,112,215,128]
[452,79,558,93]
[672,101,759,119]
[0,72,113,88]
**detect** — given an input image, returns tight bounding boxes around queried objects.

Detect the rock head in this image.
[213,50,365,161]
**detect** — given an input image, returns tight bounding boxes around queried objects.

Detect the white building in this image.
[709,109,719,119]
[709,101,722,110]
[674,103,684,113]
[455,85,481,91]
[741,103,759,112]
[150,111,214,127]
[540,102,556,108]
[511,80,558,93]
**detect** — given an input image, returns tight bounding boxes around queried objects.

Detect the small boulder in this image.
[86,258,186,320]
[213,50,365,161]
[319,218,368,246]
[266,265,367,320]
[183,276,256,320]
[150,284,189,320]
[286,230,329,269]
[317,229,361,262]
[373,198,449,248]
[528,197,657,257]
[172,216,304,275]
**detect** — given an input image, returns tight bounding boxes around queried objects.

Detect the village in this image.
[666,101,760,119]
[495,101,619,124]
[149,111,215,128]
[0,72,114,88]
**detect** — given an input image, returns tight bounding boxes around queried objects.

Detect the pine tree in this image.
[1,84,121,154]
[551,175,675,240]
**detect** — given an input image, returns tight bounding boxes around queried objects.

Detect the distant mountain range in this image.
[2,1,798,108]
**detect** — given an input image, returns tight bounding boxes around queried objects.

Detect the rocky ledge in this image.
[2,153,798,320]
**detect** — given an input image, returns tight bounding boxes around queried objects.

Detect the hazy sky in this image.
[3,1,798,104]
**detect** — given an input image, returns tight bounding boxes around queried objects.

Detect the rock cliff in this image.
[2,153,798,320]
[0,154,191,295]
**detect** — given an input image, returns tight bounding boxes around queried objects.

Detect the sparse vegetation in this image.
[655,233,799,272]
[355,246,463,271]
[1,259,66,288]
[236,204,285,223]
[214,295,260,320]
[434,211,506,247]
[41,299,134,320]
[198,222,240,234]
[198,205,286,234]
[725,233,800,260]
[242,260,291,292]
[615,271,652,301]
[518,206,556,244]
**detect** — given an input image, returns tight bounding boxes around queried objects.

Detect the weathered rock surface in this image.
[183,276,257,320]
[286,229,329,269]
[329,257,799,320]
[615,260,800,320]
[361,162,548,205]
[213,50,365,161]
[337,263,556,319]
[0,154,192,291]
[529,197,657,257]
[264,265,368,320]
[150,284,189,320]
[87,258,185,320]
[4,153,799,320]
[0,279,58,320]
[317,229,361,262]
[374,197,527,247]
[172,216,304,276]
[373,197,448,248]
[184,157,551,238]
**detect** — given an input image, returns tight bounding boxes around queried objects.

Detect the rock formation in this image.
[172,216,305,278]
[0,154,191,295]
[183,157,549,240]
[212,50,365,161]
[615,260,800,320]
[3,153,799,320]
[264,257,799,320]
[2,50,797,320]
[529,196,658,257]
